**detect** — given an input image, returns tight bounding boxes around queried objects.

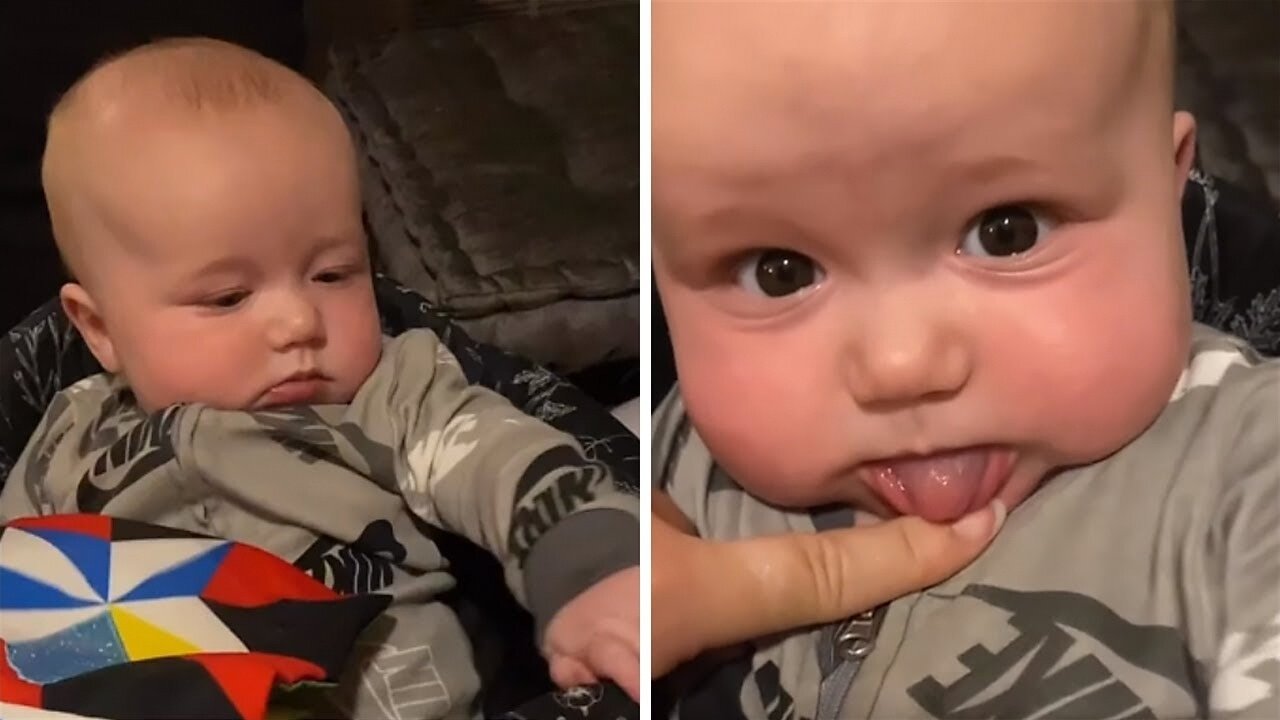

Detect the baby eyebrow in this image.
[182,256,254,283]
[301,235,364,264]
[948,153,1044,185]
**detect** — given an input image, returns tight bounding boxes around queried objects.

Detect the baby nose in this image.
[843,314,972,409]
[266,293,324,350]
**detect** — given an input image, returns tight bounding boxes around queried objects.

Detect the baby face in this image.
[654,2,1196,521]
[69,97,382,412]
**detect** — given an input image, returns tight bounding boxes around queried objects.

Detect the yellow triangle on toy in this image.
[111,605,201,661]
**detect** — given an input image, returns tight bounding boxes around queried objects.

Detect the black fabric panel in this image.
[494,682,639,720]
[567,357,640,408]
[110,516,214,542]
[43,657,241,720]
[204,595,391,678]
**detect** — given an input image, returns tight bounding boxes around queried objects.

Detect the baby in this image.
[0,38,638,717]
[653,2,1277,719]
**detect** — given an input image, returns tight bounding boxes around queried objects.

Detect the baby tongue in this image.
[863,449,990,523]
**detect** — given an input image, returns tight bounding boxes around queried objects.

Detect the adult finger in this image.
[653,500,1005,675]
[715,501,1007,644]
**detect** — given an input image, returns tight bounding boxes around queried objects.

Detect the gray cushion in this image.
[326,1,638,372]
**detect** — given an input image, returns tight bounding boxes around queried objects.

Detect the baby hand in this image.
[541,565,640,702]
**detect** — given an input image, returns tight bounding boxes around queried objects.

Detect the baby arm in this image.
[0,378,142,521]
[0,390,81,520]
[363,331,640,696]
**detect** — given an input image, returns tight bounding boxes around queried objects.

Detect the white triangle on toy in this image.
[115,596,247,654]
[0,606,107,643]
[0,528,101,603]
[108,537,227,602]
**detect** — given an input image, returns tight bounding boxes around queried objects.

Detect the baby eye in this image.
[736,249,825,298]
[314,268,352,284]
[959,205,1055,258]
[202,290,249,309]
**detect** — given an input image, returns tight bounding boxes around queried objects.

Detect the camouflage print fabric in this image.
[655,323,1279,720]
[1,330,639,720]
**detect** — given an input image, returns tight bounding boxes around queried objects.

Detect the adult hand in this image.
[651,492,1006,677]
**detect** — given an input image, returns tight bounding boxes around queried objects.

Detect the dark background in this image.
[1,1,1275,400]
[0,1,307,330]
[0,0,640,407]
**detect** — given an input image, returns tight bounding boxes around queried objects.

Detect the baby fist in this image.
[541,565,640,702]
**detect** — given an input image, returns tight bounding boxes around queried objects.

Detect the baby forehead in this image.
[655,2,1157,103]
[654,2,1164,171]
[656,1,1155,55]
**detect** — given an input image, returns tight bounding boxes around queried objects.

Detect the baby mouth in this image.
[858,446,1014,523]
[258,373,328,408]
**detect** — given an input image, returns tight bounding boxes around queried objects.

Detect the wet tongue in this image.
[870,449,989,523]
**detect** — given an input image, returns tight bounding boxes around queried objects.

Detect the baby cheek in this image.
[131,351,243,410]
[676,328,839,507]
[1093,309,1187,443]
[328,286,383,385]
[1016,274,1189,465]
[121,317,243,410]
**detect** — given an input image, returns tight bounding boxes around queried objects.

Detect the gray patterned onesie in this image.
[655,323,1279,720]
[1,329,640,720]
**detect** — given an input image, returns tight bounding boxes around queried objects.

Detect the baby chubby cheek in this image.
[1012,274,1191,468]
[678,341,846,509]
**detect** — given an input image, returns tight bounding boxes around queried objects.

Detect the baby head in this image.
[654,2,1196,521]
[44,38,382,412]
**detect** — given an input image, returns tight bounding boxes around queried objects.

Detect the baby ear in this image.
[60,283,120,373]
[1172,111,1197,200]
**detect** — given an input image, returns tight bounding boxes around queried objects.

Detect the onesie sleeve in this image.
[357,330,639,638]
[1203,364,1280,718]
[0,376,125,520]
[652,386,718,536]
